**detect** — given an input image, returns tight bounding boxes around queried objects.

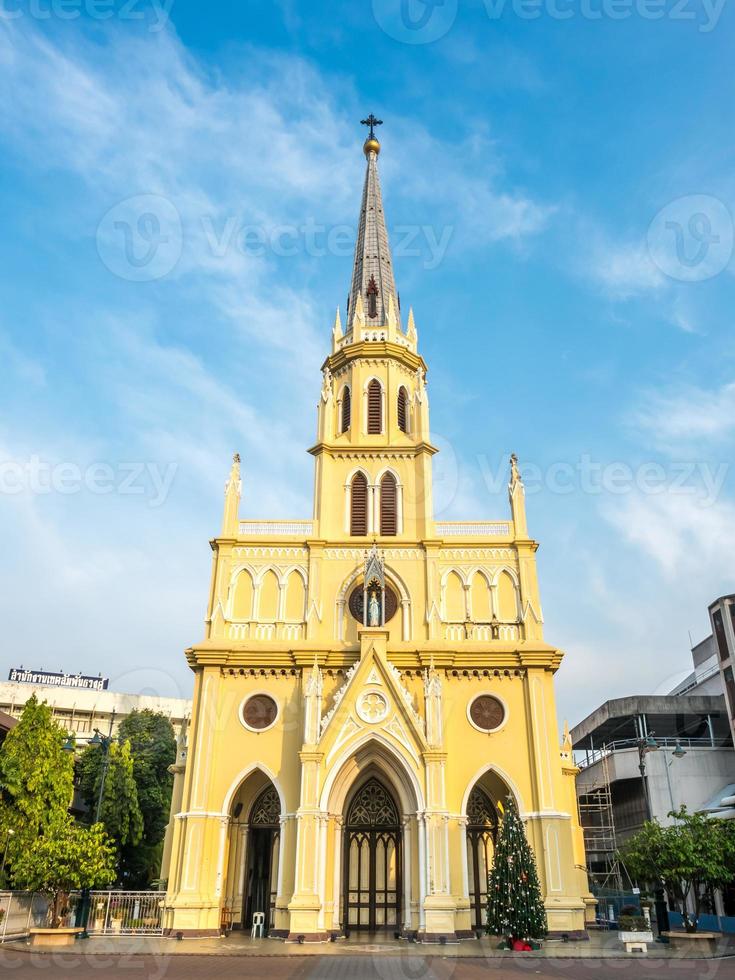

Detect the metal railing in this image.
[575,736,719,770]
[238,520,313,536]
[0,892,49,942]
[83,891,165,935]
[434,521,511,536]
[671,662,721,696]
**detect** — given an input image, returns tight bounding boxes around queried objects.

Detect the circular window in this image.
[242,694,278,731]
[468,695,506,733]
[348,584,398,624]
[356,690,389,724]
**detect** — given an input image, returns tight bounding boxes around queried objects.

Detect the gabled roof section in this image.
[318,643,427,764]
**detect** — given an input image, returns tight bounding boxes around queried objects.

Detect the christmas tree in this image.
[486,795,547,947]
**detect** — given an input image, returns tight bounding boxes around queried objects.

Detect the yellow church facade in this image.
[162,123,593,942]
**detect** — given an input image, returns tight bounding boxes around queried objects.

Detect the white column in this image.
[332,817,344,933]
[236,826,249,915]
[397,482,404,533]
[458,817,469,901]
[336,599,346,641]
[403,817,413,932]
[276,816,287,899]
[277,581,287,622]
[401,599,410,642]
[317,813,329,929]
[418,812,427,930]
[214,814,231,899]
[370,484,378,533]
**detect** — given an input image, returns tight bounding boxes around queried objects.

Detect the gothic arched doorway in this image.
[243,786,281,933]
[343,777,402,934]
[466,785,498,931]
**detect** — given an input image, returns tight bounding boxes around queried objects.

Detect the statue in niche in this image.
[368,590,381,627]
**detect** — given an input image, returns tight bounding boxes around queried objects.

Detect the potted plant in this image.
[618,906,653,953]
[10,817,116,947]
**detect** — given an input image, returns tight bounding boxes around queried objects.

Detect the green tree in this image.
[117,711,176,845]
[620,807,735,932]
[97,741,144,850]
[0,696,74,868]
[486,796,547,945]
[11,815,115,928]
[77,711,176,886]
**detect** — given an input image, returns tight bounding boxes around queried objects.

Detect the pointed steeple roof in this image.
[347,124,399,332]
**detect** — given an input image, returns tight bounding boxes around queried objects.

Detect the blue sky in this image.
[1,0,734,725]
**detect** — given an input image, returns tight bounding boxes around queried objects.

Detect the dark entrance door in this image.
[343,777,402,934]
[243,786,281,932]
[466,786,498,931]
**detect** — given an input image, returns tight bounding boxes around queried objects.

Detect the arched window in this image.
[258,569,280,621]
[232,569,254,620]
[341,387,351,433]
[367,380,382,434]
[350,472,368,536]
[496,570,518,621]
[380,473,397,536]
[397,386,408,433]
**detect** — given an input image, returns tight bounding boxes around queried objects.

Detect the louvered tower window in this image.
[380,473,398,536]
[367,379,382,434]
[350,472,368,535]
[397,386,408,433]
[341,387,351,433]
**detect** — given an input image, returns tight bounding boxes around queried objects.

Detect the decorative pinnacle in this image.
[360,113,383,140]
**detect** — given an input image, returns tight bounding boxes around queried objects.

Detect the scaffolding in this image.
[578,748,628,891]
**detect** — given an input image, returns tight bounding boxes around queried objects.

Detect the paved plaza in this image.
[2,931,735,980]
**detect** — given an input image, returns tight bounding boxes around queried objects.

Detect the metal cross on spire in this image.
[360,114,383,140]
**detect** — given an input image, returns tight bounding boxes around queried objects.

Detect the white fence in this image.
[85,891,165,935]
[0,891,49,942]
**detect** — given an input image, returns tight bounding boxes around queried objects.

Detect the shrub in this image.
[619,915,648,932]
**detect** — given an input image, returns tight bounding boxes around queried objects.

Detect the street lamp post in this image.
[637,733,658,821]
[635,733,670,938]
[636,735,687,941]
[74,721,116,939]
[91,729,115,824]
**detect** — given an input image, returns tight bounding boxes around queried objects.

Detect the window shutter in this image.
[367,380,382,434]
[350,473,368,535]
[397,387,408,433]
[341,387,351,433]
[380,473,397,536]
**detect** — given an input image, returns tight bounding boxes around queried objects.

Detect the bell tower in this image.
[310,119,436,541]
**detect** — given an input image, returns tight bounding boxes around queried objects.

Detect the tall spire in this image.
[347,116,399,332]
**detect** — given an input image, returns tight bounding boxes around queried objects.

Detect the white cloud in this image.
[602,490,735,582]
[587,236,665,298]
[632,380,735,448]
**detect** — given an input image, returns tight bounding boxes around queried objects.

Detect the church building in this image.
[162,120,593,941]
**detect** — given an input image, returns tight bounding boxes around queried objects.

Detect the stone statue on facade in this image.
[368,591,380,626]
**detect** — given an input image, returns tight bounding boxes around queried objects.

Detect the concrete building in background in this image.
[0,674,191,742]
[570,605,735,887]
[0,709,17,747]
[708,594,735,743]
